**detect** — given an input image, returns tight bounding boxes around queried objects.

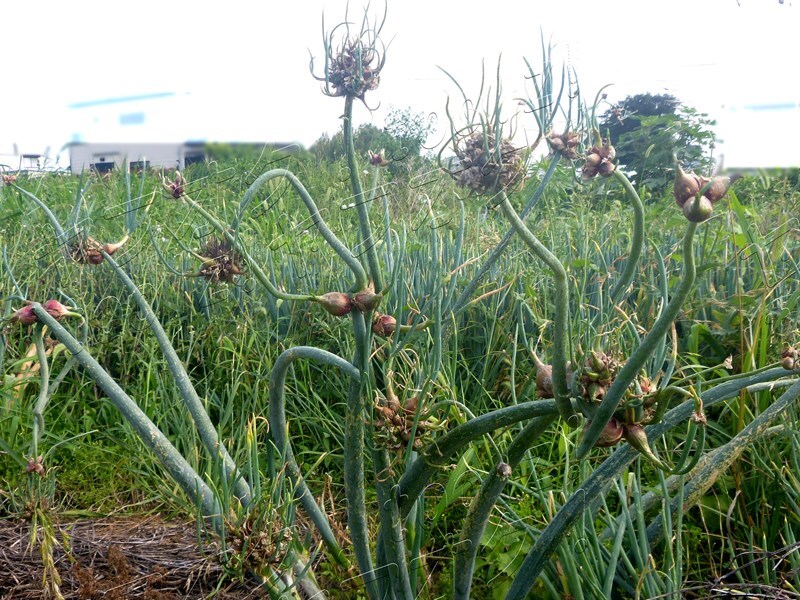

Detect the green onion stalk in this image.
[343,95,384,291]
[609,169,645,302]
[450,154,561,318]
[397,399,568,518]
[343,89,415,599]
[267,346,354,568]
[645,378,800,547]
[231,167,369,292]
[344,311,379,600]
[102,250,253,507]
[17,187,253,507]
[453,414,558,599]
[30,304,224,533]
[577,222,699,457]
[495,191,577,427]
[504,365,799,599]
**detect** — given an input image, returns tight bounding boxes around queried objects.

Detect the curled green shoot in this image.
[577,222,699,458]
[496,191,577,426]
[29,303,225,533]
[609,169,646,303]
[267,346,355,569]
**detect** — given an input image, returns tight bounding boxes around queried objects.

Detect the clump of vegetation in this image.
[1,5,799,600]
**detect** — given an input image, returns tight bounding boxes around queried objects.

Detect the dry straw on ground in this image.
[0,515,267,599]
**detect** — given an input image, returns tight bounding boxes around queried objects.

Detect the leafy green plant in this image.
[2,6,800,600]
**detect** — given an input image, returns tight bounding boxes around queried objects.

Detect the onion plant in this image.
[4,6,800,600]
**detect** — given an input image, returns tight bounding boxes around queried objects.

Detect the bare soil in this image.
[0,515,267,599]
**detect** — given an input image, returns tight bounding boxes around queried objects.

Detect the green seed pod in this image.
[682,195,713,223]
[623,423,669,469]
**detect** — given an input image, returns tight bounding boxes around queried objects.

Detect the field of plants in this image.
[2,8,800,600]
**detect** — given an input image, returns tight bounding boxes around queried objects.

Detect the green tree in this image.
[599,93,716,194]
[310,106,435,177]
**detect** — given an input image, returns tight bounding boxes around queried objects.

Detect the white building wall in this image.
[68,143,204,173]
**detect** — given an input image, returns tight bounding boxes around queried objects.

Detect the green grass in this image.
[1,154,799,597]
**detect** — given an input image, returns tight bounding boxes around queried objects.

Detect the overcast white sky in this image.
[1,0,797,168]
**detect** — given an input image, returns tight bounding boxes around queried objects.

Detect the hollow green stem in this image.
[645,381,800,546]
[345,311,379,600]
[13,186,68,245]
[102,251,253,507]
[268,346,355,568]
[29,325,50,459]
[451,155,561,318]
[496,191,576,426]
[344,95,384,291]
[373,448,414,600]
[453,414,557,599]
[609,169,645,302]
[504,366,795,599]
[577,222,699,458]
[398,399,565,518]
[30,304,223,532]
[232,167,368,290]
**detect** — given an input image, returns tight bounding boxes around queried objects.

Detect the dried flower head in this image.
[193,237,244,284]
[312,13,386,101]
[449,131,527,196]
[163,171,186,199]
[547,131,580,160]
[369,149,390,167]
[2,174,17,185]
[582,141,616,179]
[69,235,105,265]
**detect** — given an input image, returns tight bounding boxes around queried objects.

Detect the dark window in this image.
[185,153,205,166]
[91,162,114,174]
[129,160,150,172]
